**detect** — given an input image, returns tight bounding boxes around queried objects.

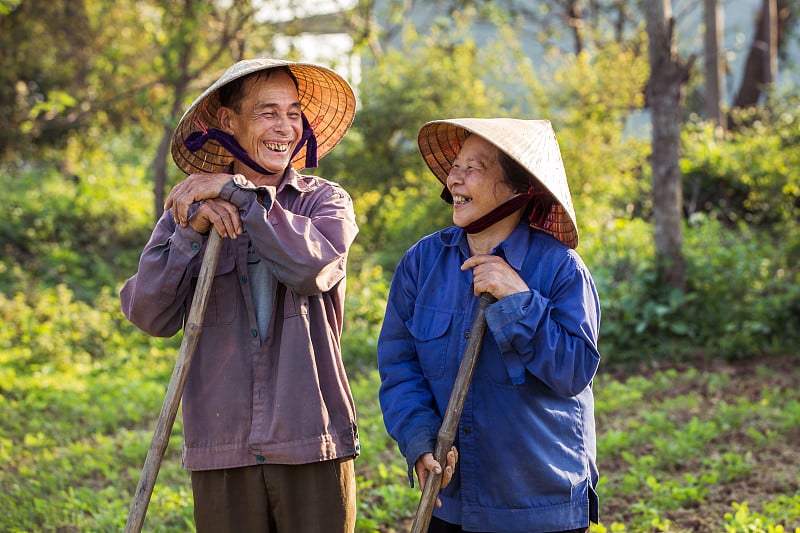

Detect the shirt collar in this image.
[438,221,530,269]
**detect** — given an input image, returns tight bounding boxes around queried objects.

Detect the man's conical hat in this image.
[171,58,356,175]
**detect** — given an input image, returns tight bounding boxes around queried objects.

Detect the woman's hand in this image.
[414,446,459,507]
[461,254,528,299]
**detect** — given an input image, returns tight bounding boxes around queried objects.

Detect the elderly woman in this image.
[378,118,601,533]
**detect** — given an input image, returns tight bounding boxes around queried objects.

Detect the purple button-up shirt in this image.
[121,168,360,470]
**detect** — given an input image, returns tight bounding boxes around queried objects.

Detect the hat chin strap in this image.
[442,185,554,235]
[442,187,534,234]
[183,113,319,175]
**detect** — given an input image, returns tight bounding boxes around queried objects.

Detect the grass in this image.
[1,287,799,532]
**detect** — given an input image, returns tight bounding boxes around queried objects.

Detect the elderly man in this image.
[121,58,360,533]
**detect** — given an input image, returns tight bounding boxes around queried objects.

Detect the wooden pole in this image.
[409,293,496,533]
[124,230,223,533]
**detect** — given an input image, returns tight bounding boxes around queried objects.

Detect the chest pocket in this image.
[406,307,454,381]
[190,243,238,327]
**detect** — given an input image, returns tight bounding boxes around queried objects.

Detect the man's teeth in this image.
[453,195,470,203]
[265,142,289,152]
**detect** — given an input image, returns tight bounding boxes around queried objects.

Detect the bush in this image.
[0,131,156,300]
[586,214,800,364]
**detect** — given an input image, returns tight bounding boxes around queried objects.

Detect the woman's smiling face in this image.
[446,134,517,228]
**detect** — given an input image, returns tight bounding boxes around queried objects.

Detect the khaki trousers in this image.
[191,457,356,533]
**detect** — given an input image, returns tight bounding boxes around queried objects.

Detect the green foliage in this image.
[0,129,155,299]
[322,10,539,269]
[682,95,800,230]
[3,290,799,531]
[585,189,800,363]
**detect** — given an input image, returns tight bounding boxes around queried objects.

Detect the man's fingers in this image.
[187,199,242,238]
[208,203,242,239]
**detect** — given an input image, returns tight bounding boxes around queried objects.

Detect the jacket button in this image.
[191,242,200,250]
[251,329,258,338]
[240,275,248,284]
[256,455,265,463]
[464,331,470,338]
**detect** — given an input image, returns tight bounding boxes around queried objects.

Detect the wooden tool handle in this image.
[409,292,496,533]
[125,230,223,533]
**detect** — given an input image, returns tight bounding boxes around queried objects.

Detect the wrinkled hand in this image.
[187,198,243,240]
[165,173,236,227]
[461,254,528,299]
[414,446,458,508]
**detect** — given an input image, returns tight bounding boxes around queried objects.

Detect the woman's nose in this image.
[446,167,464,186]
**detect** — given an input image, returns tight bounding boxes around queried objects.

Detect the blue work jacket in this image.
[378,222,601,532]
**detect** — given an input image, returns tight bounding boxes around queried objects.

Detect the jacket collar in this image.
[439,221,530,269]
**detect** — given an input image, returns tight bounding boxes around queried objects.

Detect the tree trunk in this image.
[731,0,788,112]
[153,125,172,222]
[565,0,584,55]
[645,0,691,291]
[703,0,726,130]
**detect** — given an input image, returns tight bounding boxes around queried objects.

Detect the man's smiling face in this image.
[218,69,303,181]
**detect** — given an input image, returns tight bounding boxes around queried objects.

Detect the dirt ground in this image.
[599,354,800,531]
[389,355,799,532]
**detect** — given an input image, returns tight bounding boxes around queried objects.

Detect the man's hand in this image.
[188,198,243,240]
[166,173,235,227]
[414,446,458,508]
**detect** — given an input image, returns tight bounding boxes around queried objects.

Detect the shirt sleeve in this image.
[484,255,601,397]
[119,207,207,338]
[223,177,358,296]
[377,248,441,485]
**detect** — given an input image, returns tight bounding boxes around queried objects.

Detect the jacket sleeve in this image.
[377,248,441,484]
[222,177,358,296]
[119,209,207,338]
[484,253,601,397]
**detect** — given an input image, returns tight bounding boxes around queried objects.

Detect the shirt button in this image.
[251,329,258,338]
[463,427,472,435]
[240,275,248,284]
[191,242,200,250]
[256,455,265,463]
[464,331,470,338]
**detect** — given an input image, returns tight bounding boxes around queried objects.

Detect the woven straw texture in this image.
[171,58,356,175]
[417,118,579,249]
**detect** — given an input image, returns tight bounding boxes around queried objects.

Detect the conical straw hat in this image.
[171,58,356,175]
[417,118,579,249]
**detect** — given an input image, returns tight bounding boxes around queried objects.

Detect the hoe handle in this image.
[125,230,223,533]
[409,292,496,533]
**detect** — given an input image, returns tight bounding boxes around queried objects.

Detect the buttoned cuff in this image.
[219,174,274,208]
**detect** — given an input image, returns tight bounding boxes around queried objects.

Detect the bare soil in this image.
[598,354,800,531]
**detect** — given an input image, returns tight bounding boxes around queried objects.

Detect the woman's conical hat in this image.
[417,118,578,248]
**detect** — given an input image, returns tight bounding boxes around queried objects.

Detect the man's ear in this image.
[216,107,235,135]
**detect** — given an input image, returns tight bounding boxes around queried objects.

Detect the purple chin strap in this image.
[441,185,552,234]
[184,113,319,175]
